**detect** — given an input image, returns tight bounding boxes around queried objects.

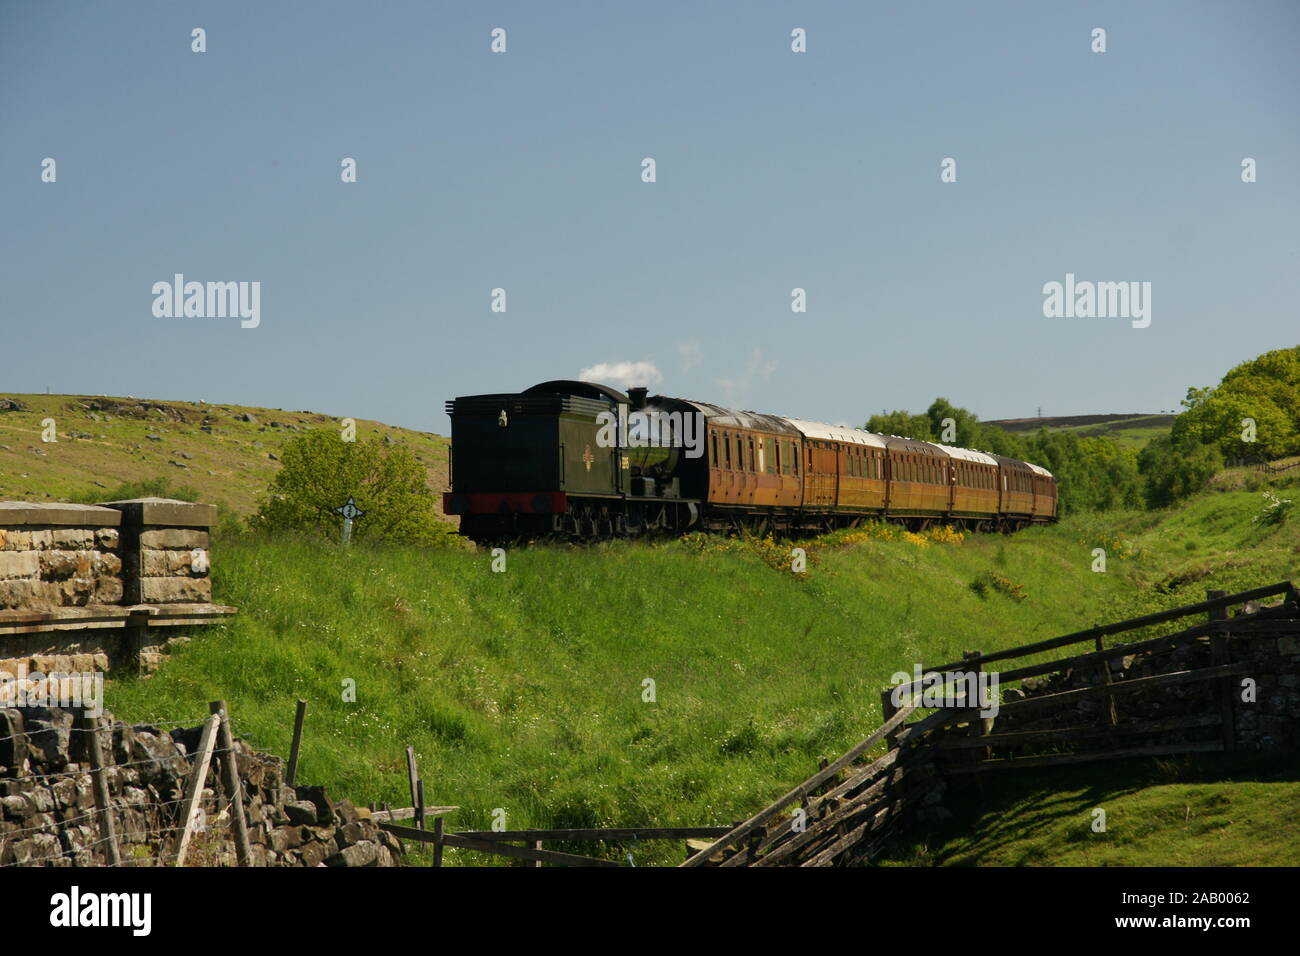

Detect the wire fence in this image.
[0,707,247,867]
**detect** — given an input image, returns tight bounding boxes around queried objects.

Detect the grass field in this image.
[102,482,1299,865]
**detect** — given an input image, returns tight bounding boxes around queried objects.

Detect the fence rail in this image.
[1225,457,1300,474]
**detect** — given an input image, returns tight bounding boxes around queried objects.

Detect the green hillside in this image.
[102,480,1299,866]
[0,393,450,517]
[986,413,1175,450]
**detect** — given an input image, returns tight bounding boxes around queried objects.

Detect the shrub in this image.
[970,571,1027,602]
[1138,435,1223,509]
[75,476,200,504]
[1253,491,1293,527]
[251,430,454,545]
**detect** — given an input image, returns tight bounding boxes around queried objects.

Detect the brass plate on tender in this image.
[621,456,630,469]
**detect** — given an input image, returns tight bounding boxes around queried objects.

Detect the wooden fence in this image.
[1226,457,1300,474]
[679,580,1299,867]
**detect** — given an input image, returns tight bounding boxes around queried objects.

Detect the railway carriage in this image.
[938,444,1001,519]
[443,379,1057,542]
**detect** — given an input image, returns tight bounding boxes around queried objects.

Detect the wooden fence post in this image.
[415,778,426,832]
[405,745,419,819]
[432,816,444,868]
[962,651,991,763]
[880,690,899,751]
[286,700,307,786]
[80,713,121,867]
[176,714,220,866]
[1095,635,1118,727]
[209,700,253,866]
[1207,590,1236,753]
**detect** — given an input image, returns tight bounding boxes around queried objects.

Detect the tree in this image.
[1026,430,1141,514]
[252,431,452,545]
[1138,434,1223,508]
[1171,347,1300,460]
[866,410,934,440]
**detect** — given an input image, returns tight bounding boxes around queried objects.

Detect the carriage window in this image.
[724,434,732,469]
[711,433,719,466]
[747,437,755,471]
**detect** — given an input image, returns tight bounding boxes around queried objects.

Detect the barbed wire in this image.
[0,714,222,747]
[0,710,299,868]
[1,786,244,867]
[0,746,234,784]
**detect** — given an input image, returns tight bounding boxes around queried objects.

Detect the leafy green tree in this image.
[865,410,934,440]
[1138,434,1223,508]
[252,430,452,545]
[1026,430,1141,514]
[1171,347,1300,460]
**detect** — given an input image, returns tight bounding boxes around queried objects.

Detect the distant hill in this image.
[985,413,1175,449]
[0,394,450,517]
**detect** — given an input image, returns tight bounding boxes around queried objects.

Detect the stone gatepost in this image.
[0,501,124,611]
[99,498,217,605]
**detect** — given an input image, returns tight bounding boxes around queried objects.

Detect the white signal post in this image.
[334,496,365,544]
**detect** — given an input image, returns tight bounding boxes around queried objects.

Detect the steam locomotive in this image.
[442,380,1056,542]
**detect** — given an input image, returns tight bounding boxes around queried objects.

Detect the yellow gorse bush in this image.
[677,521,965,578]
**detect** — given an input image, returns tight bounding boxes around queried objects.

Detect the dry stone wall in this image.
[0,707,402,867]
[992,596,1300,753]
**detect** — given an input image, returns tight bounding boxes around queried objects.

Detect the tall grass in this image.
[106,489,1297,864]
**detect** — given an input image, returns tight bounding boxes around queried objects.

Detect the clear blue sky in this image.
[3,0,1297,432]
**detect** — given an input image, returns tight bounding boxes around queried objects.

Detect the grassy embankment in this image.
[105,480,1299,865]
